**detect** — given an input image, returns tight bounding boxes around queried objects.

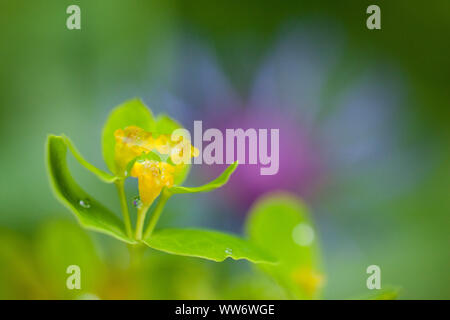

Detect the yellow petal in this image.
[114,126,154,174]
[132,160,175,205]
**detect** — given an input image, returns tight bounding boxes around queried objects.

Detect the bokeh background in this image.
[0,0,449,299]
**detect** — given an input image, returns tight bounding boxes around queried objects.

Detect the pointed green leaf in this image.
[102,98,156,176]
[46,135,135,244]
[61,135,117,183]
[169,162,238,194]
[245,193,323,299]
[142,228,275,264]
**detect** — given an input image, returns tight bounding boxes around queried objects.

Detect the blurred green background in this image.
[0,0,449,299]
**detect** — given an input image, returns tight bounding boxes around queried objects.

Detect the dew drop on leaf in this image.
[225,248,233,255]
[132,196,142,209]
[79,199,91,209]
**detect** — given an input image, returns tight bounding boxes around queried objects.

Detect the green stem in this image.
[143,190,171,239]
[135,204,150,240]
[128,243,145,270]
[115,179,133,238]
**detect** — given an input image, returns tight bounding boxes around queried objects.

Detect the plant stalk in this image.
[135,204,150,240]
[115,179,133,238]
[128,243,145,270]
[143,190,171,239]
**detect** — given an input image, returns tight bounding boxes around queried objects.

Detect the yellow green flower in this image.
[114,125,198,205]
[130,160,175,206]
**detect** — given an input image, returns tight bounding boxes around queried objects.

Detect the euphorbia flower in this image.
[130,160,175,206]
[114,126,199,174]
[114,125,155,175]
[114,125,199,206]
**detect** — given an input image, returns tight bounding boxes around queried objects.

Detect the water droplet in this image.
[79,199,91,209]
[132,196,142,209]
[292,223,315,246]
[225,248,233,255]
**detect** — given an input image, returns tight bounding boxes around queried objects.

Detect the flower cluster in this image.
[114,126,198,205]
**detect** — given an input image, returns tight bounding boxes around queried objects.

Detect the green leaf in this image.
[143,228,275,264]
[169,162,238,194]
[61,135,117,183]
[369,288,400,300]
[0,230,42,298]
[154,114,191,185]
[155,114,182,136]
[34,221,104,298]
[102,98,156,176]
[172,160,191,187]
[46,135,135,244]
[129,149,173,169]
[245,193,323,299]
[356,287,401,300]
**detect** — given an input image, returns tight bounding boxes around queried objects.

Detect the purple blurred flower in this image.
[158,26,407,212]
[202,107,323,208]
